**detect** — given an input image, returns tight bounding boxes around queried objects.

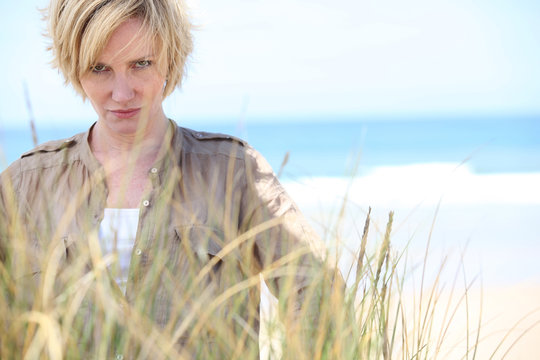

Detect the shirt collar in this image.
[78,120,181,180]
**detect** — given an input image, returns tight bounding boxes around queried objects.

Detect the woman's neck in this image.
[90,116,169,159]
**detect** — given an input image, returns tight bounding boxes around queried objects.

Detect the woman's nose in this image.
[111,74,135,103]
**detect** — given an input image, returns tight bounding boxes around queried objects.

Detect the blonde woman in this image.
[0,0,345,358]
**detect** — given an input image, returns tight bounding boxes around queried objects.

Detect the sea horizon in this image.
[1,115,539,176]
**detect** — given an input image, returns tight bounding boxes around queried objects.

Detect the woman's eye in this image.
[91,64,107,73]
[134,60,151,68]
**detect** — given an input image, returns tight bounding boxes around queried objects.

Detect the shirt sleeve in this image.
[239,145,346,351]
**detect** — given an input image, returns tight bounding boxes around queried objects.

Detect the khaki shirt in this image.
[0,120,336,358]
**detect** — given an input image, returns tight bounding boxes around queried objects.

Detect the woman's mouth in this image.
[110,108,141,119]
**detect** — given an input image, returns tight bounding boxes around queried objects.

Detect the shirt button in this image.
[142,200,150,207]
[150,167,158,174]
[135,248,142,256]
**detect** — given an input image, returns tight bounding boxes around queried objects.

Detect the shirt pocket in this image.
[173,225,224,281]
[11,234,74,308]
[141,226,225,328]
[28,233,74,276]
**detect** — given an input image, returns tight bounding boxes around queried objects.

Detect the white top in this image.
[98,208,140,294]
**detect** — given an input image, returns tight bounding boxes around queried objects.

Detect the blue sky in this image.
[1,0,539,127]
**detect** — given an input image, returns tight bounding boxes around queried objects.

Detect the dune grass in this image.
[0,126,538,360]
[0,193,485,359]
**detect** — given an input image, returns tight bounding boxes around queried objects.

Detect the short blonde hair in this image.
[46,0,193,98]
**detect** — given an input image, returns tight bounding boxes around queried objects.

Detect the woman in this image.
[0,0,345,358]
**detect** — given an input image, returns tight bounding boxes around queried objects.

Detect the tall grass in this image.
[0,127,537,360]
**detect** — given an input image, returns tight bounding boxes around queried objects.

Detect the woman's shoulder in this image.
[177,125,252,160]
[4,132,87,176]
[174,124,276,177]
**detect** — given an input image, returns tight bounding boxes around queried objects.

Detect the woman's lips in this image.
[110,108,141,119]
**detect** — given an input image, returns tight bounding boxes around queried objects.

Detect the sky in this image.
[1,0,540,127]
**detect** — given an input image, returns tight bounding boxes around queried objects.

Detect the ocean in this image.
[1,115,539,176]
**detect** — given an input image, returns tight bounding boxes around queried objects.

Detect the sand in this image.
[259,277,540,359]
[436,283,540,359]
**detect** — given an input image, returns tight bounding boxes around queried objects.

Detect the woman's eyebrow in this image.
[94,54,155,64]
[134,54,154,60]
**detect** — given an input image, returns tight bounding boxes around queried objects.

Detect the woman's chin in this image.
[99,117,147,136]
[96,107,167,138]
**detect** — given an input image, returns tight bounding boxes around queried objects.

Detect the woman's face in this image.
[80,17,167,136]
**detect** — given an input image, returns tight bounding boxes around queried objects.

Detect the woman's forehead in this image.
[96,18,156,63]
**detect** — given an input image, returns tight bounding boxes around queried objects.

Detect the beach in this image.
[260,283,540,359]
[3,0,540,356]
